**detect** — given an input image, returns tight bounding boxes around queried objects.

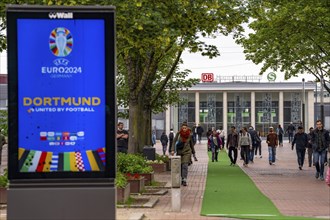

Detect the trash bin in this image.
[143,146,156,161]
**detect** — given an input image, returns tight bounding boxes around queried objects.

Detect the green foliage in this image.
[155,154,169,163]
[0,169,8,188]
[115,171,128,188]
[238,0,330,92]
[0,110,7,136]
[117,152,153,174]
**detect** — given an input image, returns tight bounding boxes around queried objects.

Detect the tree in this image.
[238,0,330,92]
[0,0,248,153]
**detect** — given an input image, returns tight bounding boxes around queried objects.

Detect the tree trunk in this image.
[128,94,152,153]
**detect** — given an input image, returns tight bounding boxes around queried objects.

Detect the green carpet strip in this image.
[200,150,319,220]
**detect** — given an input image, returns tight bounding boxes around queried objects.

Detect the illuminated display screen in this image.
[17,19,106,173]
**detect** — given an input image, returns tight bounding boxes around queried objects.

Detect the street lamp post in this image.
[302,78,305,129]
[320,75,325,123]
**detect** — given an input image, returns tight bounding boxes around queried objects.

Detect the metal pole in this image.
[302,78,305,129]
[320,75,324,123]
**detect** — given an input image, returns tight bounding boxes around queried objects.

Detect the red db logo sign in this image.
[201,73,214,82]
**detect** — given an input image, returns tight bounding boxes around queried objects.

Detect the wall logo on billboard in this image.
[48,12,73,19]
[41,27,82,78]
[49,27,73,57]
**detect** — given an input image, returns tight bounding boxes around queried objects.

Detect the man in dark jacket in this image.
[248,126,260,163]
[311,120,330,181]
[196,123,204,144]
[292,126,308,170]
[226,126,239,166]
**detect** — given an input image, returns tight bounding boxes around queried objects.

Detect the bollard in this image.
[171,155,181,212]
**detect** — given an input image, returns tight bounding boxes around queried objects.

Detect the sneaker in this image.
[320,176,324,181]
[299,166,302,170]
[315,172,320,179]
[260,156,262,158]
[194,156,198,162]
[269,161,272,165]
[182,181,187,186]
[325,162,328,166]
[230,162,233,166]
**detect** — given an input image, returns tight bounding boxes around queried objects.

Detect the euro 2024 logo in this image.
[41,27,82,77]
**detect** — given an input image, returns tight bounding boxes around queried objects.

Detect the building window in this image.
[178,93,195,128]
[283,92,301,134]
[255,92,279,136]
[227,93,251,131]
[199,93,223,133]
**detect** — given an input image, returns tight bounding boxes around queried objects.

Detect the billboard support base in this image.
[8,181,115,220]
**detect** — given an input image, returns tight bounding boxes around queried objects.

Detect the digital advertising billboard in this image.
[7,6,116,181]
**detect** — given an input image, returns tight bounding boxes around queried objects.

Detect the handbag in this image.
[175,134,184,150]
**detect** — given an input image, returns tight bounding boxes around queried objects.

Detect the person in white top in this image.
[217,126,226,147]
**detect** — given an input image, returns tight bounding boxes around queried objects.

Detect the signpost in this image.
[7,5,116,220]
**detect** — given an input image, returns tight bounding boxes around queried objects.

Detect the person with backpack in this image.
[160,132,168,156]
[292,126,308,170]
[276,124,284,147]
[307,127,314,167]
[171,122,194,186]
[238,127,252,167]
[248,126,260,163]
[226,126,239,166]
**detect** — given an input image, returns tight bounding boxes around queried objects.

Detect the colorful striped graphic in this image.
[18,147,105,172]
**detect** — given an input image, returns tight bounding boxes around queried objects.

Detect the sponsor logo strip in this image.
[81,151,91,171]
[97,148,106,165]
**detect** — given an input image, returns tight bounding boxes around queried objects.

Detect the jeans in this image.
[181,163,188,181]
[241,145,250,165]
[249,145,257,161]
[296,148,306,167]
[313,150,327,177]
[228,146,238,164]
[211,148,219,162]
[268,146,276,163]
[307,148,313,166]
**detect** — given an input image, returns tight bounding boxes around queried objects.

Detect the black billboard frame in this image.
[6,5,116,182]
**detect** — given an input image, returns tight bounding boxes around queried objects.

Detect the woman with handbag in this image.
[171,122,194,186]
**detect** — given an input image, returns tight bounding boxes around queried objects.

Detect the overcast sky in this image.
[179,34,315,83]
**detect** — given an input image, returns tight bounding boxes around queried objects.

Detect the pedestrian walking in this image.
[117,122,129,153]
[307,127,314,167]
[160,132,168,156]
[0,129,6,166]
[311,120,330,181]
[192,123,197,144]
[226,126,239,166]
[254,130,262,158]
[238,127,252,167]
[277,124,284,146]
[168,128,175,155]
[286,122,296,143]
[196,123,204,144]
[248,126,260,163]
[206,128,212,151]
[217,126,226,147]
[208,129,222,162]
[171,122,194,186]
[267,127,278,165]
[291,126,308,170]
